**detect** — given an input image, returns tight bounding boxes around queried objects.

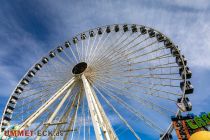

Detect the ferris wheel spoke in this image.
[93,76,177,102]
[96,35,152,67]
[103,90,164,134]
[92,31,131,65]
[87,33,98,63]
[94,31,126,62]
[91,60,177,76]
[65,90,82,140]
[92,78,175,117]
[127,54,172,66]
[95,72,180,89]
[40,67,71,75]
[124,74,182,81]
[69,44,80,63]
[126,46,166,61]
[36,82,76,140]
[15,91,55,112]
[19,91,55,106]
[93,81,175,117]
[99,33,146,64]
[93,66,180,81]
[94,85,141,140]
[94,66,182,80]
[84,36,91,63]
[82,94,86,140]
[106,53,172,71]
[115,51,171,70]
[75,43,82,62]
[95,52,171,73]
[19,88,52,101]
[87,109,91,140]
[29,79,67,86]
[124,72,180,78]
[126,81,179,88]
[24,78,67,88]
[14,90,71,122]
[124,62,178,72]
[122,40,158,59]
[81,39,84,62]
[88,30,107,61]
[34,74,70,81]
[25,106,56,140]
[55,54,72,66]
[93,73,181,96]
[19,82,65,101]
[76,105,84,140]
[18,77,76,130]
[90,31,115,62]
[50,91,79,139]
[62,49,77,65]
[22,81,66,93]
[50,58,70,71]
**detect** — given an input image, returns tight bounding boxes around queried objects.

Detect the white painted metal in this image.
[82,74,118,140]
[91,87,118,140]
[19,77,76,130]
[36,81,76,140]
[82,74,104,140]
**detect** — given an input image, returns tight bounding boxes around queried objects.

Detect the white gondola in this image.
[171,46,180,56]
[9,96,18,104]
[106,26,111,33]
[148,29,156,37]
[164,39,173,48]
[2,116,11,126]
[27,70,35,77]
[35,63,42,71]
[97,28,102,35]
[180,81,194,94]
[81,33,86,40]
[179,67,192,79]
[123,24,128,32]
[21,78,29,86]
[114,25,120,32]
[131,24,137,33]
[177,97,192,112]
[5,106,14,115]
[15,87,23,95]
[57,46,64,53]
[89,30,95,37]
[156,33,165,42]
[42,57,49,64]
[176,55,187,66]
[140,26,147,34]
[65,41,71,48]
[73,37,78,44]
[49,51,56,58]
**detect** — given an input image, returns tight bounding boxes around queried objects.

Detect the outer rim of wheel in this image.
[0,24,189,139]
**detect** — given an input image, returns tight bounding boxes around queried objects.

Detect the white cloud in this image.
[165,0,210,10]
[0,1,210,138]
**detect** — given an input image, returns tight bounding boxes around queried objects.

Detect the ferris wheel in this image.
[0,24,193,140]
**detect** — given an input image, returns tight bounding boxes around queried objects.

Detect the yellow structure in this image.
[189,131,210,140]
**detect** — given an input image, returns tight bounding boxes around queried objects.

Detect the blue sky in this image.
[0,0,210,139]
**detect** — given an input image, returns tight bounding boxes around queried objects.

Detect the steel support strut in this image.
[36,81,76,140]
[19,77,76,130]
[81,74,118,140]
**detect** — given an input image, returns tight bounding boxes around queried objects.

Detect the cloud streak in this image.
[0,0,210,139]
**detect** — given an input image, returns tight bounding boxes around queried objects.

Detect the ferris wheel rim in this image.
[0,24,191,140]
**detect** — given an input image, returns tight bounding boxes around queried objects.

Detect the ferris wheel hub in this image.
[72,62,87,74]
